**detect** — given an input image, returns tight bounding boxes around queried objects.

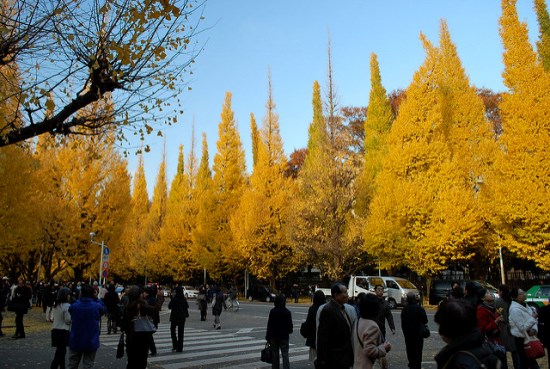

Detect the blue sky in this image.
[131,0,539,195]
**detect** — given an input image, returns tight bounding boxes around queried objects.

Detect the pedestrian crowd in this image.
[2,276,549,369]
[290,281,548,369]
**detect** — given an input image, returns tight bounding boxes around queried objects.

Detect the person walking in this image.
[434,299,499,369]
[316,283,356,369]
[197,284,208,321]
[354,293,392,369]
[495,284,519,369]
[67,283,107,369]
[400,292,428,369]
[266,294,293,369]
[10,279,32,339]
[509,288,540,369]
[212,286,224,330]
[300,290,326,362]
[168,286,189,352]
[122,286,157,369]
[374,284,395,369]
[50,287,72,369]
[102,284,120,335]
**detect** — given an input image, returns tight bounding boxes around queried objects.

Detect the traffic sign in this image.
[102,270,108,278]
[102,254,109,261]
[103,247,110,255]
[102,261,108,269]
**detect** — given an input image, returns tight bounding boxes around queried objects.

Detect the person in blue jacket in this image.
[67,283,107,369]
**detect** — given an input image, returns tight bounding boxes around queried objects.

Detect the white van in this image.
[381,276,419,309]
[347,275,385,299]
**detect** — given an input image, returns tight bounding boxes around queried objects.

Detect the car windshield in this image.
[396,279,417,289]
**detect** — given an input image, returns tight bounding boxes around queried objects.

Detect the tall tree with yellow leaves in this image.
[291,65,361,280]
[112,154,149,279]
[355,53,393,217]
[488,0,550,269]
[144,151,169,278]
[232,74,295,288]
[365,21,497,277]
[535,0,550,71]
[159,145,201,281]
[194,93,247,280]
[190,133,216,276]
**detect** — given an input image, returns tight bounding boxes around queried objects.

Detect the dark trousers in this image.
[50,344,67,369]
[15,311,25,337]
[404,336,424,369]
[0,309,3,334]
[126,332,151,369]
[170,321,185,351]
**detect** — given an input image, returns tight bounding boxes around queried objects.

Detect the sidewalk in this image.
[0,307,160,369]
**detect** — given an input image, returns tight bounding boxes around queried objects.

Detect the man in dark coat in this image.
[434,299,500,369]
[316,283,355,369]
[401,292,428,369]
[374,284,395,369]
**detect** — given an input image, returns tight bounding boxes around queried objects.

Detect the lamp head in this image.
[90,232,96,240]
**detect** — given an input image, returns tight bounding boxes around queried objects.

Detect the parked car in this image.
[183,286,199,299]
[247,285,276,302]
[526,285,550,310]
[429,279,498,305]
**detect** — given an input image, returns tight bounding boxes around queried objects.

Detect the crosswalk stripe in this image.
[160,348,309,369]
[100,325,310,369]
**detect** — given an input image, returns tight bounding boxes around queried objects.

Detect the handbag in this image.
[420,324,430,338]
[524,335,545,360]
[133,316,157,333]
[116,333,125,359]
[261,341,273,364]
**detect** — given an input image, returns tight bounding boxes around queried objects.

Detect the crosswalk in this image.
[100,323,310,369]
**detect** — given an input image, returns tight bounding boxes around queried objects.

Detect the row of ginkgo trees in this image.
[1,0,548,286]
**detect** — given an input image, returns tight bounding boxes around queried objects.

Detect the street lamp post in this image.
[90,232,106,286]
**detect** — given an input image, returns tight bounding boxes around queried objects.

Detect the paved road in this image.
[0,300,448,369]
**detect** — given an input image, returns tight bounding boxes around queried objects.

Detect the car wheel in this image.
[388,298,397,309]
[248,296,253,301]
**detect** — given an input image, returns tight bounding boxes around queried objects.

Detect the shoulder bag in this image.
[133,316,157,333]
[524,334,545,360]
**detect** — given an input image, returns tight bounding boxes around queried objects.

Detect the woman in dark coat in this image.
[122,286,156,369]
[11,279,32,338]
[168,286,189,352]
[401,292,428,369]
[301,290,326,361]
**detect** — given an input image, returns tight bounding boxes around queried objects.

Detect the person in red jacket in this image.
[477,289,507,369]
